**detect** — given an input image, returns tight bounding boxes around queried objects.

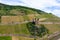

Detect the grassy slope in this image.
[44,24,60,34]
[0,36,12,40]
[0,24,30,35]
[0,3,60,40]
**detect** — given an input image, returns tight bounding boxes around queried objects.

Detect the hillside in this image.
[0,3,60,40]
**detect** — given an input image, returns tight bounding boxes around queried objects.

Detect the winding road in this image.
[48,31,60,40]
[50,35,60,40]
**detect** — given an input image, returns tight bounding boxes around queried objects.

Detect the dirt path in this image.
[12,36,19,40]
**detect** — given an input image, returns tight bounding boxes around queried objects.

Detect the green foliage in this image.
[26,22,49,37]
[39,24,49,36]
[0,3,49,16]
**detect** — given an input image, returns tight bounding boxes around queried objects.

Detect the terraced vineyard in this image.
[0,3,60,40]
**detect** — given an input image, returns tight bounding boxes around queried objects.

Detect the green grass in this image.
[0,24,30,35]
[44,24,60,34]
[0,36,12,40]
[23,15,29,21]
